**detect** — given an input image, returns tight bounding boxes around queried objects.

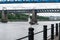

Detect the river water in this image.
[0,21,60,40]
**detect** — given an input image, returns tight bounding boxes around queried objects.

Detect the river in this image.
[0,21,60,40]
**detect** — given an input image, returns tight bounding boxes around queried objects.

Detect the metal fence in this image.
[16,23,59,40]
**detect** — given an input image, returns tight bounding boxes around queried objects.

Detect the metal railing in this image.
[17,23,59,40]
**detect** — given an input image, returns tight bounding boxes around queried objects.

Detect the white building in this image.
[49,16,60,21]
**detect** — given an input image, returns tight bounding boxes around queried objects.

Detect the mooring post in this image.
[43,25,47,40]
[51,24,54,40]
[28,27,34,40]
[59,23,60,40]
[56,23,58,36]
[17,39,20,40]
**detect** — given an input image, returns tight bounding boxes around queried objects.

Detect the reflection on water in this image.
[0,21,60,40]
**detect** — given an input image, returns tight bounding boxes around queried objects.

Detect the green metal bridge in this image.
[1,9,60,13]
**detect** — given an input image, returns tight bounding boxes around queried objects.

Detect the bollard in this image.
[51,24,54,40]
[17,39,20,40]
[59,23,60,40]
[56,23,58,36]
[43,25,47,40]
[28,27,34,40]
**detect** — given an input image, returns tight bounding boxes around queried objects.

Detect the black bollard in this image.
[56,23,58,36]
[43,25,47,40]
[28,27,34,40]
[17,39,20,40]
[51,24,54,40]
[59,23,60,40]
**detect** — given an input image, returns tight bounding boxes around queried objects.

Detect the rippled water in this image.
[0,21,60,40]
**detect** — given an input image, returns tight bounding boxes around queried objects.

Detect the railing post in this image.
[28,27,34,40]
[51,24,54,40]
[59,23,60,40]
[17,39,20,40]
[56,23,58,36]
[43,25,47,40]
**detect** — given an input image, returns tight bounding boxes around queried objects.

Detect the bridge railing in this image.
[17,23,59,40]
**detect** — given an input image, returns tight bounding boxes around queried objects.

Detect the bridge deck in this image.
[1,9,60,13]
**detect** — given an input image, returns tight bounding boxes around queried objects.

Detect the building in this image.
[49,16,60,21]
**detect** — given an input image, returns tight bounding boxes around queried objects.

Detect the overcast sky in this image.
[0,3,60,16]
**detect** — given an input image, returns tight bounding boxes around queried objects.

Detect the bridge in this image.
[2,9,60,13]
[1,8,60,23]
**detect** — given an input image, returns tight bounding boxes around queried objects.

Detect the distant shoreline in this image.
[8,21,60,22]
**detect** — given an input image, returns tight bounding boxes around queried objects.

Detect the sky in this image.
[0,3,60,16]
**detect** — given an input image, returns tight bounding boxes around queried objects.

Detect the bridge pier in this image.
[1,10,8,23]
[29,10,37,25]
